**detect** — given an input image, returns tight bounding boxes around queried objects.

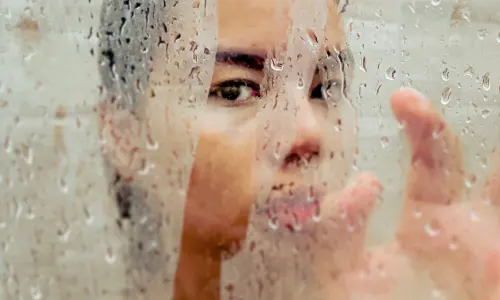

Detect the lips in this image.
[257,184,327,231]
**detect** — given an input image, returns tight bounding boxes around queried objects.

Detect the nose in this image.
[283,100,322,166]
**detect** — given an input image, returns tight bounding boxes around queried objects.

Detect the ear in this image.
[97,103,147,181]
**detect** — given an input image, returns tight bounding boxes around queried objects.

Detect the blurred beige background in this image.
[0,0,498,299]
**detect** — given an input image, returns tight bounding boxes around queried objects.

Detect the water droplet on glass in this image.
[268,217,280,230]
[138,161,155,176]
[380,136,389,148]
[59,178,69,194]
[385,67,396,80]
[30,286,42,300]
[22,146,33,165]
[273,142,281,160]
[4,136,12,153]
[459,8,471,23]
[312,204,321,223]
[465,174,477,189]
[57,227,71,242]
[346,222,356,233]
[297,76,304,89]
[13,198,23,220]
[292,214,303,232]
[146,135,158,150]
[305,187,314,203]
[469,210,480,222]
[26,206,36,220]
[338,208,348,220]
[24,51,36,62]
[464,179,473,189]
[441,68,450,81]
[477,28,488,40]
[408,3,416,13]
[105,247,116,264]
[83,206,93,225]
[431,288,443,298]
[270,58,284,71]
[360,56,367,72]
[431,0,441,6]
[482,73,491,91]
[148,239,158,250]
[413,207,423,219]
[424,221,441,237]
[440,87,452,105]
[448,236,459,251]
[376,262,387,278]
[305,29,319,49]
[481,108,491,119]
[480,156,488,169]
[464,66,475,78]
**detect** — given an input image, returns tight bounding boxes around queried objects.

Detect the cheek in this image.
[184,129,257,243]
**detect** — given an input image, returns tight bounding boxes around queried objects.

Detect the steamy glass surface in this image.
[0,0,499,299]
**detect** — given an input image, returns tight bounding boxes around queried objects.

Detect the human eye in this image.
[209,80,261,104]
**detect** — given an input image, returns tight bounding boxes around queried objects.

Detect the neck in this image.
[174,241,222,300]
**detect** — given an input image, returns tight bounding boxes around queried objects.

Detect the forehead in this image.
[217,0,345,51]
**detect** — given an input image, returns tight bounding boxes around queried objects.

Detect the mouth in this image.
[255,184,327,232]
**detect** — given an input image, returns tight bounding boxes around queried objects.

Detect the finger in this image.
[315,172,382,277]
[321,172,381,238]
[391,88,464,205]
[399,203,500,299]
[491,288,500,300]
[435,206,500,299]
[342,244,409,299]
[480,147,500,207]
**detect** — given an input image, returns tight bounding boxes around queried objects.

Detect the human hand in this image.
[391,88,500,299]
[306,172,384,299]
[313,88,500,300]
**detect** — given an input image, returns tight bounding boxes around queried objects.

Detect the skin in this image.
[99,0,500,299]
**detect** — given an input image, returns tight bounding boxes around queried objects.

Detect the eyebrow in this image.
[215,48,355,73]
[215,51,266,71]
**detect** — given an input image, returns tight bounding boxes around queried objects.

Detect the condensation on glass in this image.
[0,0,498,299]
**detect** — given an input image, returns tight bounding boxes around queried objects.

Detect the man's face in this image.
[114,0,355,249]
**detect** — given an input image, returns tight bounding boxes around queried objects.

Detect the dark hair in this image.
[98,0,160,110]
[97,0,168,293]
